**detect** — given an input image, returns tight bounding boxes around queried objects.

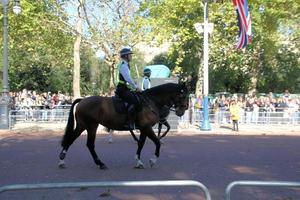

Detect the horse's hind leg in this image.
[86,124,107,169]
[157,123,163,139]
[108,129,114,143]
[59,126,85,168]
[130,130,139,142]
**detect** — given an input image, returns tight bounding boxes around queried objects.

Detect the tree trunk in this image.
[249,75,257,95]
[195,54,203,97]
[249,47,262,95]
[73,0,84,99]
[110,65,115,90]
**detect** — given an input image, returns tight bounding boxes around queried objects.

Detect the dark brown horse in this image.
[126,109,171,142]
[108,105,171,143]
[58,83,189,169]
[107,117,171,144]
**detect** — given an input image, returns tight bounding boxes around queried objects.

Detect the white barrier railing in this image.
[0,180,211,200]
[225,180,300,200]
[8,108,300,129]
[181,110,300,126]
[9,108,70,129]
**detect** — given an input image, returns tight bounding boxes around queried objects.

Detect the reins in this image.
[137,92,174,120]
[137,83,189,119]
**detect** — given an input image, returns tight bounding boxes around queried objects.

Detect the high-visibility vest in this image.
[117,61,135,91]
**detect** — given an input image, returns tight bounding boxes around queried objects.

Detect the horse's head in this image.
[144,82,189,117]
[173,82,189,117]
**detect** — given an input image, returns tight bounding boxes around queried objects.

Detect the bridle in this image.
[139,85,189,117]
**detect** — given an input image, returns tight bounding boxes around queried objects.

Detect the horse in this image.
[107,118,170,144]
[58,82,189,169]
[107,106,171,143]
[106,128,139,143]
[157,119,170,140]
[127,110,171,142]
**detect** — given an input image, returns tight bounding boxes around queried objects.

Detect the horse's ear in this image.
[178,81,189,94]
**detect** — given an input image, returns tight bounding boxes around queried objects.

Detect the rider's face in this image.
[127,54,132,61]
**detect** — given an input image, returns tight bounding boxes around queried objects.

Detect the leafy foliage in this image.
[139,0,300,94]
[1,0,74,93]
[1,0,299,96]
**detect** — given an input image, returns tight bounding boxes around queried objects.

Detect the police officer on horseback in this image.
[115,48,142,130]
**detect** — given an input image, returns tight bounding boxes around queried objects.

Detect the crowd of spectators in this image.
[10,89,73,110]
[189,90,300,125]
[9,88,300,113]
[6,88,300,125]
[191,90,300,113]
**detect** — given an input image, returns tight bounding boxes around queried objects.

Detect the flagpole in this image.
[200,0,211,131]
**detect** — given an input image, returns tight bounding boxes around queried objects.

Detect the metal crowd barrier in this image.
[8,108,182,130]
[3,180,300,199]
[181,109,300,126]
[8,107,300,129]
[0,180,211,200]
[225,180,300,200]
[8,107,71,129]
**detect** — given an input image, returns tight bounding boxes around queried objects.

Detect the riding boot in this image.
[127,104,136,130]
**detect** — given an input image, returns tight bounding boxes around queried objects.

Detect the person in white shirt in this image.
[115,48,142,129]
[142,68,151,90]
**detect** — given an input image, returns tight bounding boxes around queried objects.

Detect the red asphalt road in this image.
[1,130,300,200]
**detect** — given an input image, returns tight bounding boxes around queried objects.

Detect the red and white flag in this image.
[233,0,252,49]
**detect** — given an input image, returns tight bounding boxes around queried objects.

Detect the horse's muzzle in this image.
[175,109,185,117]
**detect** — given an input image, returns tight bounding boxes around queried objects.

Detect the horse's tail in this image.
[61,98,83,147]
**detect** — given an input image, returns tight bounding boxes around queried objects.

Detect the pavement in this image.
[178,123,300,136]
[2,125,300,200]
[3,121,300,136]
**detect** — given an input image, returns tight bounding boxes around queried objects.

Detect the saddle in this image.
[112,95,141,130]
[112,96,129,114]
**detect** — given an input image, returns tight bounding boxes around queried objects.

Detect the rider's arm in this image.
[120,62,138,90]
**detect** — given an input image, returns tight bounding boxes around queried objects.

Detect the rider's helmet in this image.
[143,68,151,77]
[120,48,133,57]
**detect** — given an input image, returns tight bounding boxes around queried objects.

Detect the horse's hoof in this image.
[134,160,145,169]
[149,158,156,168]
[58,163,66,169]
[134,164,144,169]
[99,164,108,170]
[58,160,66,169]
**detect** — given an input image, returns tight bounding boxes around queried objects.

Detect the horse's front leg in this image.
[135,132,147,169]
[147,128,161,168]
[159,121,170,139]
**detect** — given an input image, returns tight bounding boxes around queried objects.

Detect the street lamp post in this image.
[201,0,211,131]
[0,0,21,129]
[194,0,212,131]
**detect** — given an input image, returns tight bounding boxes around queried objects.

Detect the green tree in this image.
[0,0,74,93]
[139,0,300,94]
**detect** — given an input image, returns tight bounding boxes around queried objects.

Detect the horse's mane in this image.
[144,83,180,96]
